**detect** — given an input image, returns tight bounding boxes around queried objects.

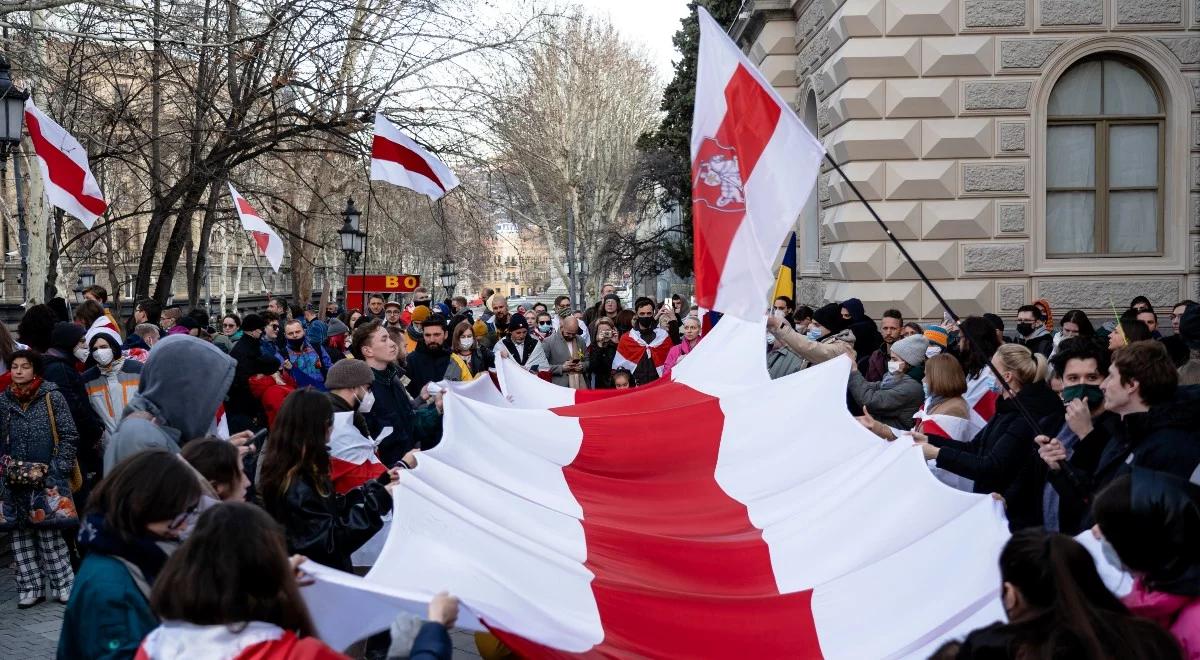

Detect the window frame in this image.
[1045,56,1165,259]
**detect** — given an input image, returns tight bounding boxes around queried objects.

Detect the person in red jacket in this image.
[248,367,297,431]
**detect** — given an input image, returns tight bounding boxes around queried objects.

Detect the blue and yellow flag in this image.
[772,232,797,302]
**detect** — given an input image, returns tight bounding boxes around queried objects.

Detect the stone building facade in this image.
[735,0,1200,321]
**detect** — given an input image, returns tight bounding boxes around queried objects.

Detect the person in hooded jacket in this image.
[324,317,350,365]
[81,326,143,445]
[103,335,236,473]
[840,298,883,374]
[42,321,105,492]
[765,302,856,370]
[1094,469,1200,659]
[920,344,1064,530]
[227,314,280,433]
[847,334,929,431]
[1012,304,1054,358]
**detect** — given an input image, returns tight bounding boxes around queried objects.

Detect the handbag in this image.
[3,455,49,489]
[29,393,79,529]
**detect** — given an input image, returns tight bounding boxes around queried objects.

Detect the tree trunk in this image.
[189,180,221,305]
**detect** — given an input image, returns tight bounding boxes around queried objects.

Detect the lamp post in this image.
[438,256,457,299]
[337,198,364,309]
[0,58,29,302]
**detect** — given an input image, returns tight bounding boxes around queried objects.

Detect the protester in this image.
[612,369,634,390]
[212,314,242,353]
[405,313,452,397]
[948,529,1182,659]
[584,283,617,327]
[73,300,106,334]
[495,315,546,372]
[282,319,330,391]
[180,438,249,502]
[126,323,159,360]
[900,321,922,338]
[324,317,350,365]
[840,298,883,372]
[1012,304,1053,357]
[81,326,143,443]
[382,300,404,331]
[1093,470,1200,658]
[586,318,619,388]
[248,364,298,431]
[351,321,442,466]
[158,307,182,334]
[615,298,671,386]
[1035,337,1115,535]
[324,359,375,440]
[543,316,588,389]
[58,449,204,658]
[865,309,903,381]
[42,322,104,491]
[921,344,1062,529]
[446,320,488,381]
[226,313,280,433]
[104,335,236,472]
[0,320,23,376]
[663,316,703,378]
[860,353,970,442]
[923,324,949,358]
[259,388,398,572]
[765,302,854,371]
[847,334,928,431]
[127,298,162,337]
[532,310,554,342]
[1,350,79,608]
[1108,317,1153,351]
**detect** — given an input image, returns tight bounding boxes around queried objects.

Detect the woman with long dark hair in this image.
[951,529,1181,659]
[259,388,396,571]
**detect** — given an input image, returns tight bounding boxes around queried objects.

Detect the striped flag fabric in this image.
[227,184,284,273]
[772,231,798,303]
[690,7,823,321]
[610,328,672,377]
[370,113,459,201]
[24,99,108,229]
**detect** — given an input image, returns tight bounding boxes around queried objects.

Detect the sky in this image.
[567,0,692,77]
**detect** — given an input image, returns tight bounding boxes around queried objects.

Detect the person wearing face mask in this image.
[846,334,929,431]
[532,311,555,342]
[613,298,673,386]
[81,327,143,449]
[58,449,207,658]
[42,321,105,495]
[765,302,856,372]
[1094,469,1200,658]
[322,359,393,494]
[282,319,331,391]
[1034,337,1116,535]
[1012,304,1054,358]
[445,320,488,381]
[944,529,1181,659]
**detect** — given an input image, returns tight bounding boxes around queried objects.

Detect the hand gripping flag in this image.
[370,112,459,201]
[228,184,284,273]
[691,8,823,321]
[24,99,108,229]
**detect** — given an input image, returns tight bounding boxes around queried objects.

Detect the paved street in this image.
[0,535,481,659]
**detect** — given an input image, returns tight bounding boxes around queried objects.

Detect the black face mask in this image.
[636,316,655,330]
[1016,322,1035,337]
[287,337,305,350]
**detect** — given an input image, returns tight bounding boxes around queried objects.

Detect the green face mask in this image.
[1062,383,1104,409]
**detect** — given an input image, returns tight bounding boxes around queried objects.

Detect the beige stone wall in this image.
[741,0,1200,321]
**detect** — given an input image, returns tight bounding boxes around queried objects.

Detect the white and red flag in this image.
[24,99,108,229]
[611,328,673,376]
[370,113,459,201]
[227,183,284,273]
[690,7,824,320]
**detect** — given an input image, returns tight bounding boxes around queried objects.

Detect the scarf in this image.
[78,513,171,590]
[9,377,43,405]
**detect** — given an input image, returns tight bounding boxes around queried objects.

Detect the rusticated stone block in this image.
[1001,39,1065,69]
[1191,193,1200,229]
[998,204,1026,232]
[1116,0,1182,23]
[963,163,1026,193]
[964,81,1032,111]
[999,123,1026,152]
[1158,37,1200,64]
[1193,156,1200,190]
[799,278,825,306]
[964,244,1025,272]
[1037,280,1181,310]
[1040,0,1104,24]
[965,0,1026,27]
[999,284,1027,310]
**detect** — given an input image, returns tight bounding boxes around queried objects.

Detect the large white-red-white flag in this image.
[370,113,459,201]
[691,8,824,321]
[24,99,108,229]
[227,183,284,273]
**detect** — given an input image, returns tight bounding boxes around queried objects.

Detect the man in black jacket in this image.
[404,313,451,397]
[352,320,442,466]
[227,314,281,433]
[1011,304,1053,357]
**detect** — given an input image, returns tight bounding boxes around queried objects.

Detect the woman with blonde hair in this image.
[918,344,1064,528]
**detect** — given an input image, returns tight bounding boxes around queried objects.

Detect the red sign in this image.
[345,274,421,294]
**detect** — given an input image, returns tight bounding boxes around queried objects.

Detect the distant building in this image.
[481,221,550,298]
[735,0,1200,320]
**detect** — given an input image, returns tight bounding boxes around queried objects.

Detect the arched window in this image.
[800,91,820,268]
[1046,56,1163,257]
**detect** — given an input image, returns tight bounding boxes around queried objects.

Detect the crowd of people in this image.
[0,282,1195,659]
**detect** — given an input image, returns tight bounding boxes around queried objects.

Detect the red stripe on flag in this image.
[24,111,108,216]
[692,64,783,310]
[372,134,447,192]
[491,382,822,657]
[236,196,261,218]
[251,230,270,254]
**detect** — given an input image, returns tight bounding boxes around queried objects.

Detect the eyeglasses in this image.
[168,502,200,531]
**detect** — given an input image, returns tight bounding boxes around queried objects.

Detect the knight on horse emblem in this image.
[693,137,746,213]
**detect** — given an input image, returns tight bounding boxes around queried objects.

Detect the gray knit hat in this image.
[324,358,374,390]
[891,334,930,368]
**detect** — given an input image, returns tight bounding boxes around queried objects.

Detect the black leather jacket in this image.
[265,474,391,571]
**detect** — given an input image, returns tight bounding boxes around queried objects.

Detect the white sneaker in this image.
[55,588,70,604]
[17,595,43,609]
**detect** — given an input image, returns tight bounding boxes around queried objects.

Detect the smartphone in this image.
[663,297,672,309]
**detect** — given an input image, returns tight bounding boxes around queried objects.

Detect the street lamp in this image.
[0,58,29,302]
[73,270,95,303]
[337,198,365,308]
[438,256,457,299]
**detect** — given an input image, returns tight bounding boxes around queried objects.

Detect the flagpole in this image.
[362,179,373,314]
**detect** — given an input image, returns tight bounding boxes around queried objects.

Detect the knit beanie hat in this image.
[50,321,86,352]
[410,306,432,324]
[923,325,949,349]
[507,314,528,331]
[326,318,350,336]
[812,303,849,334]
[241,313,267,334]
[472,319,488,338]
[324,358,374,390]
[892,334,930,367]
[85,325,122,351]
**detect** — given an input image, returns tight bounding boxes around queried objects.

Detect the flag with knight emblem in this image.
[691,7,824,321]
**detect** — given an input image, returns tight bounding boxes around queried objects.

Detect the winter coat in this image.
[496,335,546,371]
[586,341,617,388]
[405,347,452,398]
[662,336,701,378]
[42,349,104,471]
[364,364,442,466]
[227,334,279,422]
[848,370,923,431]
[931,380,1064,529]
[1012,329,1054,358]
[541,332,589,387]
[0,381,79,528]
[104,335,236,474]
[445,349,490,381]
[766,346,804,380]
[58,554,158,660]
[284,340,330,391]
[771,324,856,370]
[263,473,392,572]
[247,371,297,431]
[136,621,348,660]
[82,359,142,436]
[1125,578,1200,659]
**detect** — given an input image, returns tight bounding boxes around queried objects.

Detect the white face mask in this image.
[460,336,474,349]
[73,346,91,363]
[357,388,375,414]
[93,347,115,366]
[925,346,942,359]
[887,360,904,375]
